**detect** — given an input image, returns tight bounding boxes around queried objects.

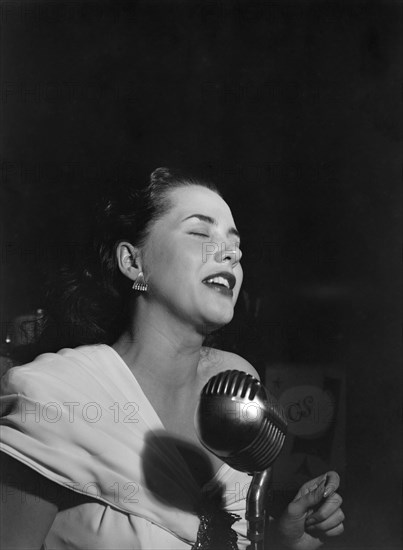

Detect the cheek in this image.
[146,239,198,288]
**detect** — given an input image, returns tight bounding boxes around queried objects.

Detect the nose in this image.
[214,242,242,266]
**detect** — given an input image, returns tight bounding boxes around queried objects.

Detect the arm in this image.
[0,452,59,550]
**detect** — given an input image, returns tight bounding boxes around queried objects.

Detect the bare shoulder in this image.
[199,347,260,382]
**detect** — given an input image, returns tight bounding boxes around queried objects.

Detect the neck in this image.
[113,299,206,389]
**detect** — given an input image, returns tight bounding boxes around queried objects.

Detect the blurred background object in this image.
[265,364,346,517]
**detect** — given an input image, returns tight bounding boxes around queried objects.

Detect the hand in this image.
[275,471,344,550]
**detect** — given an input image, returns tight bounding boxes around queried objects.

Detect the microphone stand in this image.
[245,467,272,550]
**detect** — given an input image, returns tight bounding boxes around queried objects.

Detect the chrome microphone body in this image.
[194,369,288,549]
[195,369,287,473]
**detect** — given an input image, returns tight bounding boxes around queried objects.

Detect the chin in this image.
[201,310,234,334]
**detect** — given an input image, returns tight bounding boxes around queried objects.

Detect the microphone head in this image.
[195,370,287,473]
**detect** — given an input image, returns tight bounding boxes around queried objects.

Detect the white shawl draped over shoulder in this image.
[0,344,251,549]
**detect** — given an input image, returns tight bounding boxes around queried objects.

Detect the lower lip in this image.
[203,283,233,298]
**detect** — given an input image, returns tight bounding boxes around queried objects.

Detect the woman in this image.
[0,168,344,549]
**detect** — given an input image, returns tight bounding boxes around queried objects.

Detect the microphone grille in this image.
[203,369,261,400]
[196,370,288,473]
[224,418,287,472]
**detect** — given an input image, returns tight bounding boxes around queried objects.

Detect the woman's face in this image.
[141,185,243,333]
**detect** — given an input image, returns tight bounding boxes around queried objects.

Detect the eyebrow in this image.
[182,214,241,241]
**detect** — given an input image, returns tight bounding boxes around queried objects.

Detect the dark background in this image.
[1,1,401,548]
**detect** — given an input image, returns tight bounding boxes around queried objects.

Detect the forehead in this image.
[167,185,235,222]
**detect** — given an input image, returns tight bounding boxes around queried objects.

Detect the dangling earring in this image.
[132,271,148,292]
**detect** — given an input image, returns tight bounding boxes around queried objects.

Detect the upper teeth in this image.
[205,276,230,288]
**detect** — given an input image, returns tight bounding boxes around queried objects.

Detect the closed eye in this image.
[189,232,209,238]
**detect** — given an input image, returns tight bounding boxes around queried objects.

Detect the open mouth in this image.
[202,272,236,297]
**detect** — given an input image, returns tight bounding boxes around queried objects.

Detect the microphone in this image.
[194,369,287,472]
[194,370,287,549]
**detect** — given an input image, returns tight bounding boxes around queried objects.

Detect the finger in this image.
[292,473,328,502]
[323,471,340,498]
[288,477,327,519]
[306,507,345,532]
[305,493,343,525]
[293,471,340,501]
[319,522,345,537]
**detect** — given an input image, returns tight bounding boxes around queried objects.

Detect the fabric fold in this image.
[0,344,250,548]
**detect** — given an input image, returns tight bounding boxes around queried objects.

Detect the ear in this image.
[116,242,142,283]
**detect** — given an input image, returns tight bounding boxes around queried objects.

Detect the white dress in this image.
[0,344,251,549]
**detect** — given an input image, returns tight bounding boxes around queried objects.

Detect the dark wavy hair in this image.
[43,167,221,348]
